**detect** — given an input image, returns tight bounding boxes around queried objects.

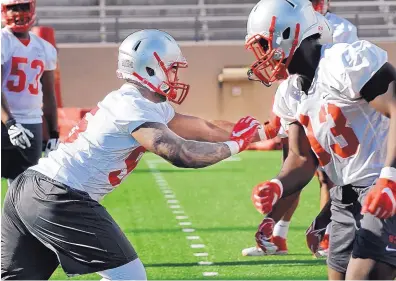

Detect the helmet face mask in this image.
[1,0,36,33]
[245,0,327,86]
[245,17,300,87]
[117,29,190,105]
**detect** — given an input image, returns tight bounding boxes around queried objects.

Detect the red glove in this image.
[362,167,396,219]
[251,179,283,214]
[255,217,278,254]
[225,116,261,154]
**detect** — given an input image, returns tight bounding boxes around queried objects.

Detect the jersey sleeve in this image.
[1,32,11,65]
[272,79,298,125]
[332,19,358,44]
[43,40,57,71]
[160,102,176,124]
[342,40,388,99]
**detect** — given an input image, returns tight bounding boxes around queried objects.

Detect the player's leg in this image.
[16,170,140,277]
[317,170,331,210]
[242,193,300,256]
[327,185,359,280]
[1,175,60,279]
[1,123,42,184]
[346,186,396,280]
[272,194,300,254]
[98,258,147,280]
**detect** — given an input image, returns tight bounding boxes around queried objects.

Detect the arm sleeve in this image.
[44,43,57,71]
[343,40,388,99]
[1,34,10,65]
[272,80,297,124]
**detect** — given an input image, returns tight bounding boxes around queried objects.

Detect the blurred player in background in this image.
[241,0,359,258]
[249,0,396,279]
[1,29,262,280]
[1,0,59,185]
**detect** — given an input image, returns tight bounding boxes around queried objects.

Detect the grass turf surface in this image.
[1,151,327,280]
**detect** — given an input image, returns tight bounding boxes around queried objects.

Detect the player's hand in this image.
[306,218,327,256]
[251,179,283,214]
[255,217,277,254]
[44,138,59,157]
[7,120,34,149]
[228,116,261,153]
[263,120,280,140]
[362,168,396,219]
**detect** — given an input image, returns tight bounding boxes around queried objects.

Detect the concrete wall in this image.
[58,42,396,122]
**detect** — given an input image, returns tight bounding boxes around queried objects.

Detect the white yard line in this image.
[146,159,218,277]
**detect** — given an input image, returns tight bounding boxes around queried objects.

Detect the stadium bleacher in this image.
[35,0,396,43]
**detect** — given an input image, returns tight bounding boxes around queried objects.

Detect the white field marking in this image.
[182,228,195,233]
[169,205,181,209]
[146,159,216,277]
[191,244,205,249]
[176,216,188,220]
[198,261,213,266]
[187,236,200,240]
[203,272,218,277]
[194,252,208,257]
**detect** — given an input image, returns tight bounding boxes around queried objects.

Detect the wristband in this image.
[257,124,266,141]
[380,167,396,182]
[224,140,240,155]
[5,118,16,130]
[270,178,284,198]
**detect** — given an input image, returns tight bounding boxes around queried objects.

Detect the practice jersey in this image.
[273,41,389,187]
[325,12,358,44]
[1,27,57,124]
[32,84,175,201]
[275,13,359,138]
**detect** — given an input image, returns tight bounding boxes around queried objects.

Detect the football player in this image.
[1,0,59,185]
[241,0,358,257]
[1,29,262,280]
[248,0,396,279]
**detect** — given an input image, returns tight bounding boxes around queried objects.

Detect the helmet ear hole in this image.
[133,41,141,51]
[282,27,291,40]
[146,67,155,76]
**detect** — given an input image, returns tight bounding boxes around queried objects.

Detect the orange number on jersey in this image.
[6,56,45,95]
[28,60,45,95]
[108,146,146,187]
[7,57,28,93]
[322,104,360,158]
[299,114,331,166]
[300,104,360,166]
[64,107,100,144]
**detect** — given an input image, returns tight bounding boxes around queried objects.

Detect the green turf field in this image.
[1,151,327,280]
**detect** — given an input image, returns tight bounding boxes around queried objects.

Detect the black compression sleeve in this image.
[360,62,395,102]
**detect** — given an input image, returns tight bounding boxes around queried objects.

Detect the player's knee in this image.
[99,258,147,280]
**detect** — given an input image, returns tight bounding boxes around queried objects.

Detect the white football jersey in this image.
[325,12,358,44]
[273,41,389,187]
[31,84,175,201]
[1,27,57,124]
[275,13,359,138]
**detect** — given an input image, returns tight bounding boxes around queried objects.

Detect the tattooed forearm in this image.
[135,122,232,168]
[153,129,231,168]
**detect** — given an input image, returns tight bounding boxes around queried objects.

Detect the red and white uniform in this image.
[1,27,57,124]
[275,13,358,138]
[273,41,389,187]
[325,12,358,44]
[32,84,175,201]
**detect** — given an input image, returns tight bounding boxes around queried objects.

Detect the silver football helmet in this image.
[117,29,190,104]
[245,0,328,87]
